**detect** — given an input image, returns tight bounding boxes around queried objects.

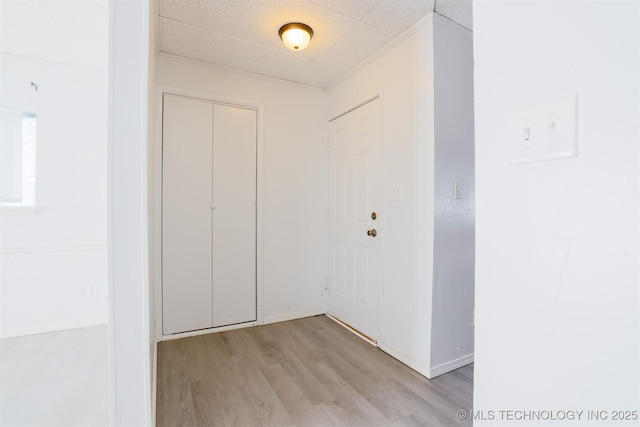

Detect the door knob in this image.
[367,229,377,237]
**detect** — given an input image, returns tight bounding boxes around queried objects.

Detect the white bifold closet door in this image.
[162,94,256,335]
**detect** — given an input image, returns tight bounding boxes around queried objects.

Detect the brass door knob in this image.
[367,229,377,237]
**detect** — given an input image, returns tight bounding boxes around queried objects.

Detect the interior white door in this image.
[162,95,257,334]
[328,97,382,341]
[211,104,256,327]
[162,94,214,334]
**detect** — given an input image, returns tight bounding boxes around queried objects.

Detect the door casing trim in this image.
[154,85,265,341]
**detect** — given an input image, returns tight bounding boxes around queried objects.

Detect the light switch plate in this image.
[391,184,404,201]
[453,181,463,199]
[509,94,578,164]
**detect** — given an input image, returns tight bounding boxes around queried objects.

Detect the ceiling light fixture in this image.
[279,22,313,51]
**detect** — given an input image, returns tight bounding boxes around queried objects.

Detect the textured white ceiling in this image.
[157,0,472,88]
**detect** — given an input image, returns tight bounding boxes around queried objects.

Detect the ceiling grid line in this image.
[157,0,471,88]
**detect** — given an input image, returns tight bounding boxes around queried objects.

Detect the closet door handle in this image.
[210,204,217,210]
[367,229,377,237]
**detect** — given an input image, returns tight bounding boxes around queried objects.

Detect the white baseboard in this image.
[378,342,432,378]
[378,343,474,379]
[159,321,258,342]
[263,308,325,325]
[158,309,325,342]
[429,353,474,378]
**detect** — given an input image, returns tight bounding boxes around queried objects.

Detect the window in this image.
[0,106,36,207]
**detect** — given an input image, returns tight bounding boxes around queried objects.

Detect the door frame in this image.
[153,85,265,341]
[327,92,385,343]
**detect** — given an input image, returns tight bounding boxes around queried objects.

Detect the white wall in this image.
[154,55,328,335]
[108,0,152,423]
[147,0,158,422]
[474,1,639,423]
[0,0,108,340]
[0,54,108,338]
[328,17,437,376]
[430,13,475,373]
[0,0,107,70]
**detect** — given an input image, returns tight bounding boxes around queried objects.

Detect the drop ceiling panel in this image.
[160,16,341,87]
[361,0,436,36]
[307,0,378,20]
[159,17,201,59]
[159,0,356,60]
[315,21,394,76]
[157,0,472,89]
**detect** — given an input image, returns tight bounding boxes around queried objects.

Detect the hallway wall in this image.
[328,16,438,376]
[0,0,109,337]
[431,13,475,373]
[154,55,328,334]
[474,1,639,420]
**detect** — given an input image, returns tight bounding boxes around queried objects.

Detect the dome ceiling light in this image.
[279,22,313,51]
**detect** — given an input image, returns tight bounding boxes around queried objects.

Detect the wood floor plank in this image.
[314,345,408,423]
[157,340,197,427]
[274,341,336,405]
[312,317,401,382]
[220,328,252,357]
[156,315,473,426]
[219,387,264,426]
[197,333,242,392]
[243,324,290,366]
[428,367,474,404]
[259,363,316,423]
[455,363,474,380]
[391,414,431,427]
[396,365,474,421]
[384,377,471,427]
[305,360,390,426]
[191,380,227,426]
[277,324,323,365]
[232,353,296,426]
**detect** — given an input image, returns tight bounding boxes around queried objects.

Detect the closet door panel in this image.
[162,95,214,334]
[212,104,257,327]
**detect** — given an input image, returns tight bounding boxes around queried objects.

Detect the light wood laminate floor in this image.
[157,315,473,426]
